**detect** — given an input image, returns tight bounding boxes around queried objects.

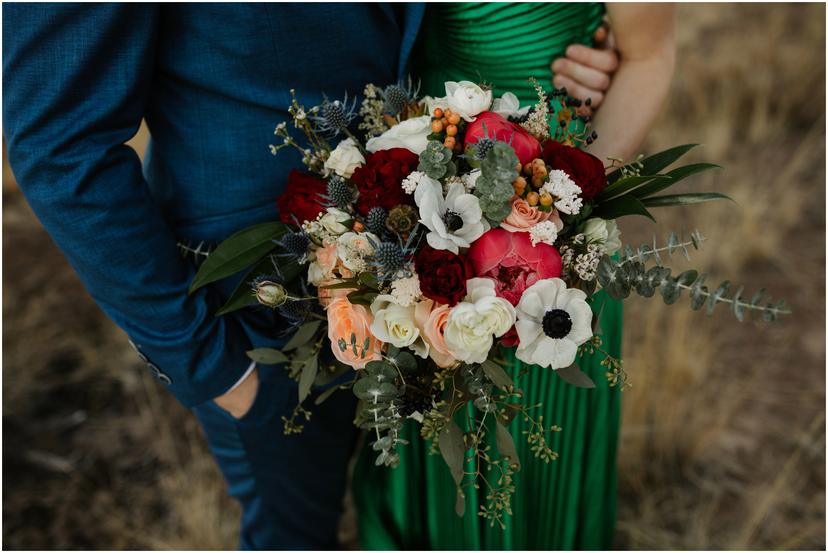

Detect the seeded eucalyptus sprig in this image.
[596,231,791,322]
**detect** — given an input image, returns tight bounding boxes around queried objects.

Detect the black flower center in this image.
[443,210,464,232]
[542,309,572,339]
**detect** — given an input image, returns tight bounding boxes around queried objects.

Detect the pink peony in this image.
[464,111,542,166]
[467,228,562,306]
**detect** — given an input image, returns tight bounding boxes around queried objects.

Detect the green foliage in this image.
[606,143,699,184]
[595,231,791,322]
[418,140,457,179]
[246,348,289,364]
[189,222,289,293]
[555,363,596,388]
[475,141,519,223]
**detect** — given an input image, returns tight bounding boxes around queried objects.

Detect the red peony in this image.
[350,148,418,216]
[541,140,608,200]
[464,111,542,166]
[277,169,328,224]
[467,228,562,306]
[414,246,474,307]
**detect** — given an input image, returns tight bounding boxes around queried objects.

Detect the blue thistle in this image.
[312,94,357,137]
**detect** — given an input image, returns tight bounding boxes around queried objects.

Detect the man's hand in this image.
[214,367,259,419]
[550,23,620,111]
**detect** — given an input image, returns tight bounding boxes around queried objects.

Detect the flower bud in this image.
[254,279,287,308]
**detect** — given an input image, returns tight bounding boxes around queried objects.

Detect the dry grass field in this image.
[3,3,825,550]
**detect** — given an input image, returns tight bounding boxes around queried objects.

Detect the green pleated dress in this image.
[353,3,623,549]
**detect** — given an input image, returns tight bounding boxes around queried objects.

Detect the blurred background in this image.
[3,3,825,549]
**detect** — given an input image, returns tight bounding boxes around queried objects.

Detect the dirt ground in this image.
[3,3,825,550]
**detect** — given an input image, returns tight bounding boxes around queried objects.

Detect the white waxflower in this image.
[336,231,379,272]
[366,115,432,155]
[414,179,488,254]
[369,294,421,350]
[444,278,516,364]
[390,274,422,307]
[583,218,622,256]
[492,92,531,119]
[542,170,583,215]
[442,81,493,122]
[529,221,559,246]
[514,278,593,369]
[460,169,481,192]
[324,138,365,178]
[401,171,429,195]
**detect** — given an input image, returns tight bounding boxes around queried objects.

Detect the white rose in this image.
[492,92,530,119]
[324,138,365,178]
[443,278,516,363]
[318,207,351,236]
[443,81,493,122]
[366,115,432,155]
[369,294,421,349]
[583,218,622,255]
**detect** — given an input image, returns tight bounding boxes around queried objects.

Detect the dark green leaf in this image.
[353,377,399,401]
[592,195,656,222]
[314,384,342,406]
[298,354,319,403]
[632,163,722,198]
[596,174,666,202]
[438,422,466,486]
[642,192,734,208]
[215,256,275,316]
[190,222,289,293]
[495,421,521,471]
[481,360,514,390]
[608,143,699,184]
[556,363,596,388]
[283,320,322,351]
[246,348,289,364]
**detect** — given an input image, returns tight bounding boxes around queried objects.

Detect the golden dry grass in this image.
[2,3,825,549]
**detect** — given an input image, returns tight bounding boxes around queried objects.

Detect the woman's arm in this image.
[586,3,676,164]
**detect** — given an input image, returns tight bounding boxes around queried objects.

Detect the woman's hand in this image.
[551,23,620,112]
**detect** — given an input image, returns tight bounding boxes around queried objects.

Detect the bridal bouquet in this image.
[189,78,788,526]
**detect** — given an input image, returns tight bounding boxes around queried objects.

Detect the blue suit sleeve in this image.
[3,4,253,407]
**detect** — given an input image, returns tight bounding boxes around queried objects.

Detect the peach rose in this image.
[416,300,457,368]
[500,196,563,233]
[327,297,382,369]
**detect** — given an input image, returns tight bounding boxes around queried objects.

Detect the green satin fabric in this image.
[353,3,622,549]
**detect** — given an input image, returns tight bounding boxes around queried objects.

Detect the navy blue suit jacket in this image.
[3,3,425,406]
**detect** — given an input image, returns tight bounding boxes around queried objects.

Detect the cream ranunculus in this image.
[443,81,493,122]
[444,278,516,363]
[365,115,432,155]
[582,217,622,255]
[514,278,593,369]
[324,137,365,178]
[369,294,421,349]
[336,231,379,273]
[318,207,351,236]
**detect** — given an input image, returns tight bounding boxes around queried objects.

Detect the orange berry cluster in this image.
[513,158,553,208]
[431,107,463,152]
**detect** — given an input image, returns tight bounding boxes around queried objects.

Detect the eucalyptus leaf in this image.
[481,360,514,390]
[495,421,521,470]
[556,363,596,388]
[246,348,289,365]
[298,354,319,403]
[190,222,288,293]
[708,280,731,315]
[283,320,322,351]
[314,384,342,406]
[353,377,399,402]
[438,421,466,486]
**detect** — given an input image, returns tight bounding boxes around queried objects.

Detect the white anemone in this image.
[514,278,593,369]
[414,179,488,254]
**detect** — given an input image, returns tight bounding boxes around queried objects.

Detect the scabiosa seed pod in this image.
[366,207,388,236]
[326,176,354,209]
[385,204,418,235]
[252,277,287,308]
